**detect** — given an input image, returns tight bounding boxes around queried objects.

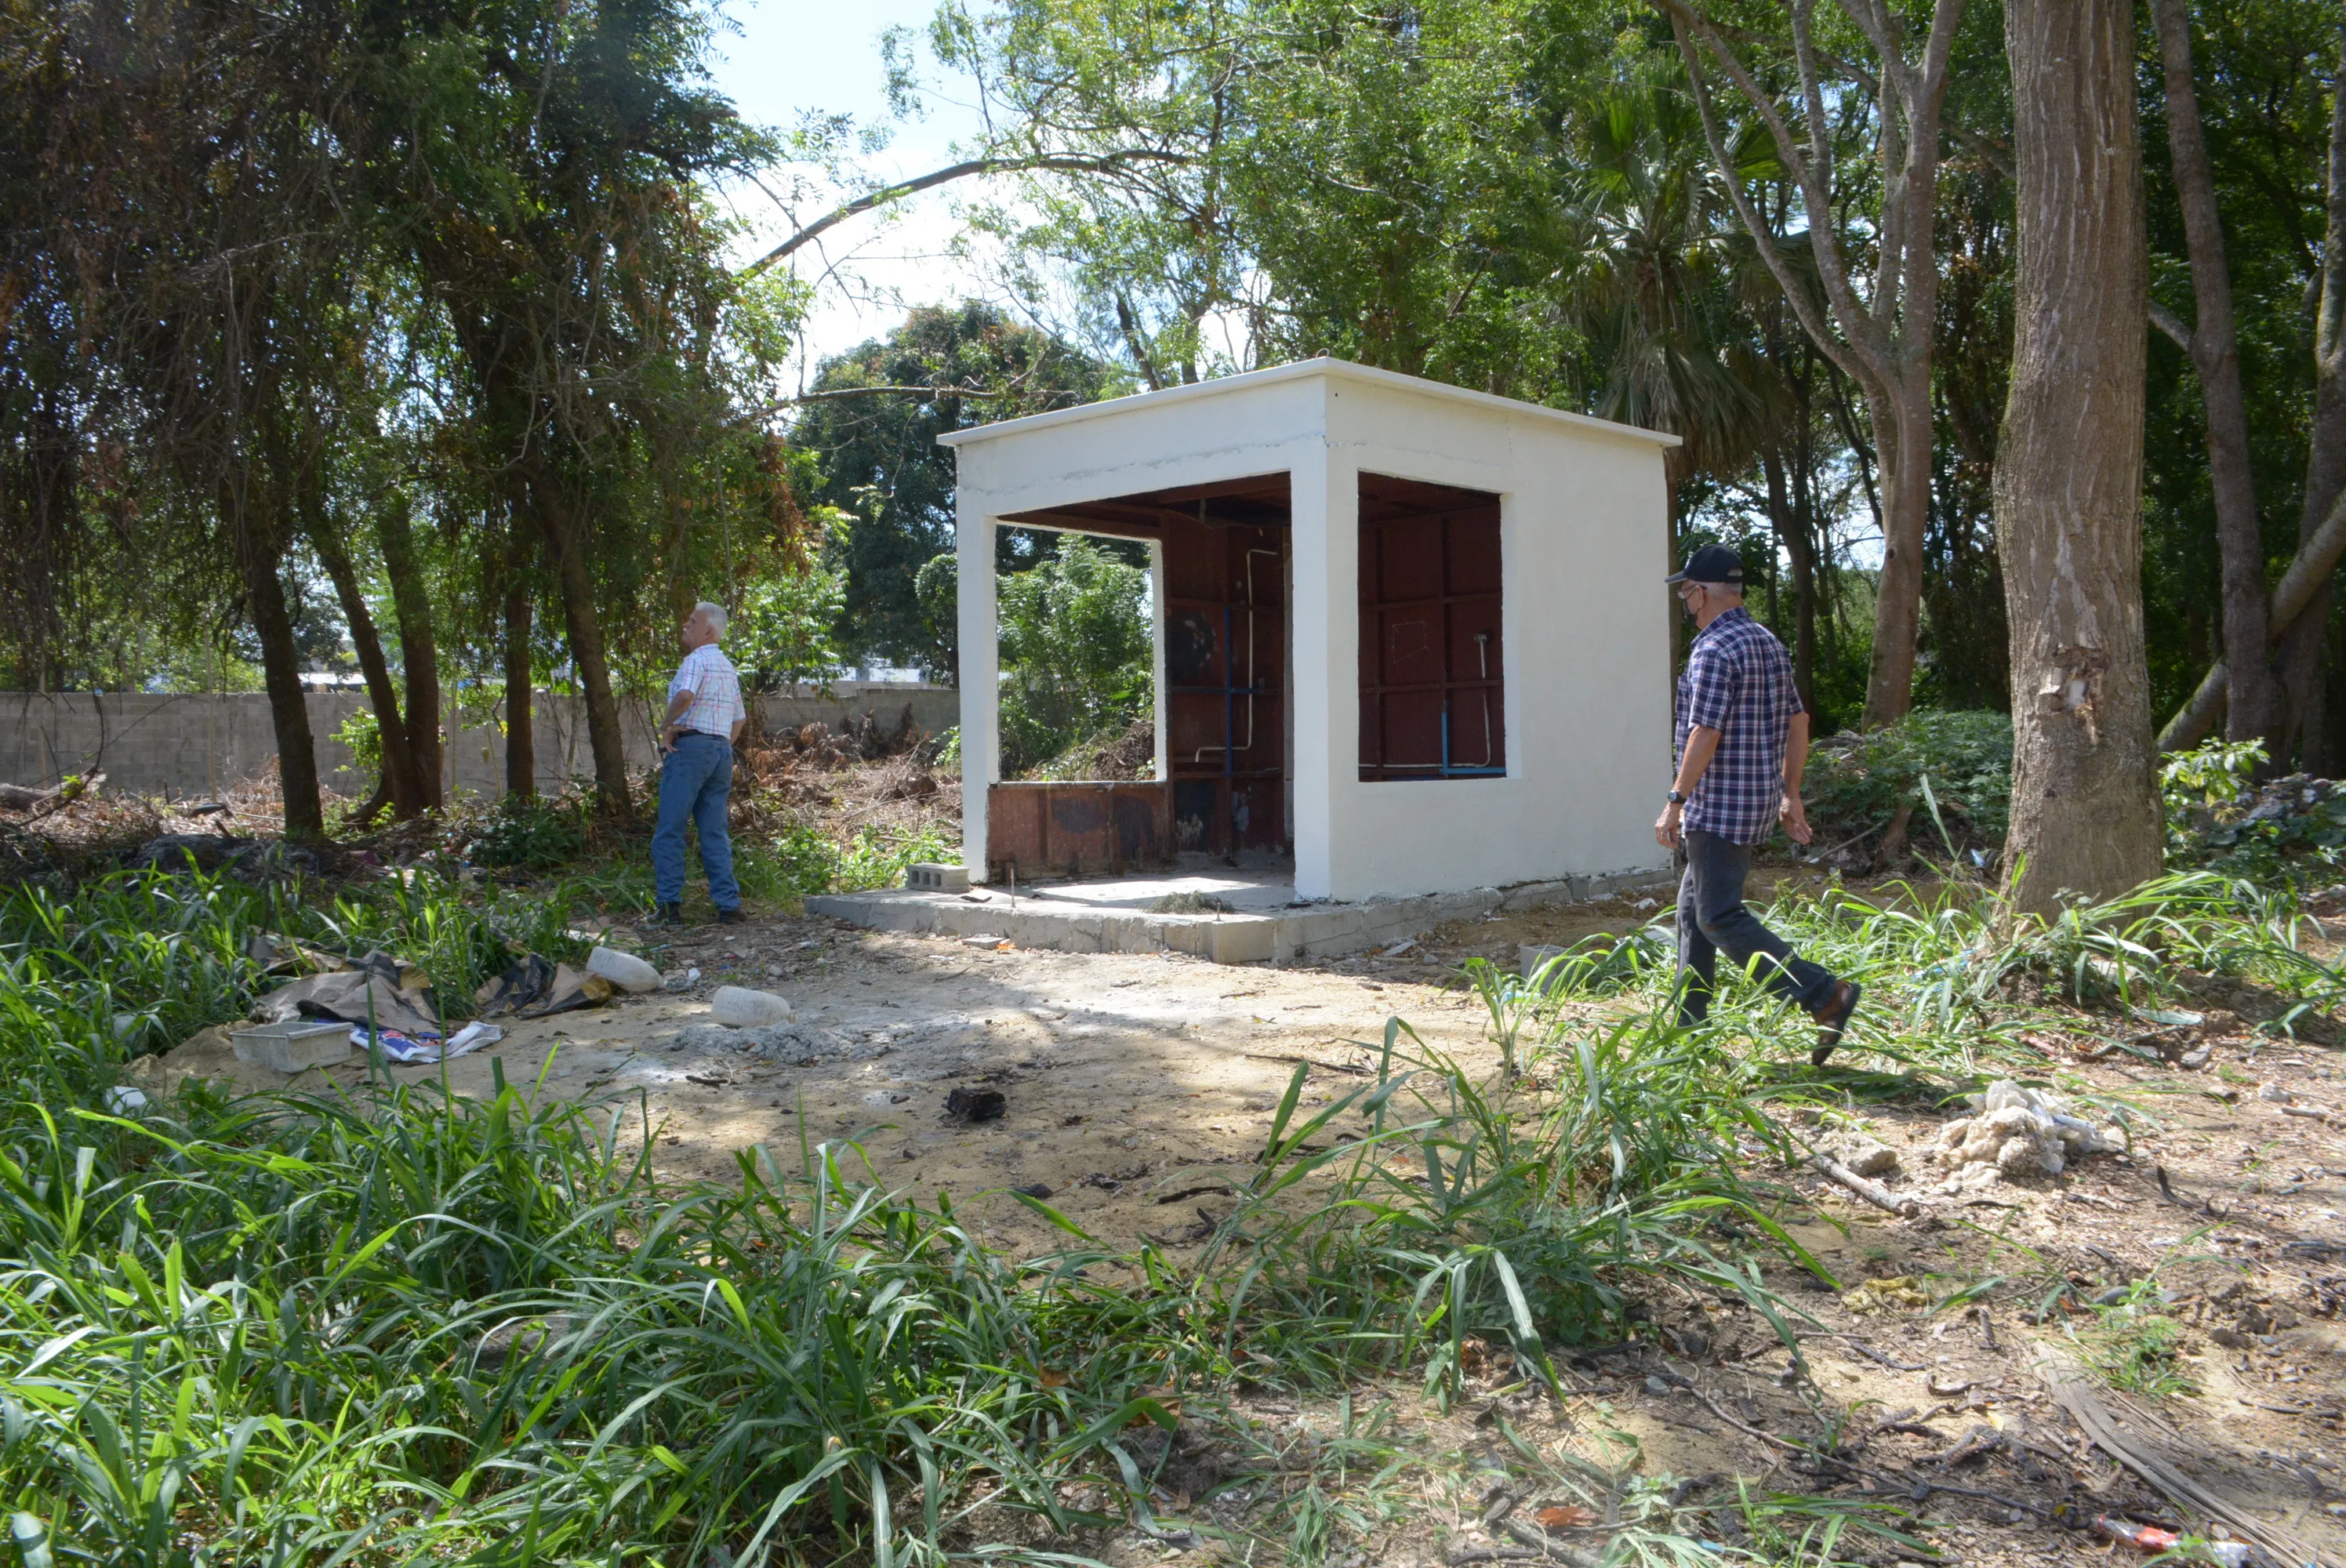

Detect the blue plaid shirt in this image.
[1675,608,1803,845]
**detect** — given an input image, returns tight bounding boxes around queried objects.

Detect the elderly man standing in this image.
[653,601,746,927]
[1654,545,1861,1064]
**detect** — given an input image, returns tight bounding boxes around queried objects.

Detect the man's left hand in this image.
[1654,800,1683,850]
[1780,792,1813,845]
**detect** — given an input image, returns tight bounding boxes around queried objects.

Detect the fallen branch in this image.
[1837,1334,1927,1372]
[1809,1152,1921,1218]
[1243,1051,1373,1076]
[2039,1350,2323,1566]
[24,771,104,821]
[1672,1379,2057,1519]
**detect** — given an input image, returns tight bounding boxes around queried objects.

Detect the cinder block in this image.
[231,1020,353,1073]
[1520,944,1568,980]
[906,862,971,893]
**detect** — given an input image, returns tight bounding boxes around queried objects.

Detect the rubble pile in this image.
[1925,1079,2122,1186]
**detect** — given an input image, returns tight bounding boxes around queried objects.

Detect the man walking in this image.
[1654,545,1860,1064]
[653,601,746,926]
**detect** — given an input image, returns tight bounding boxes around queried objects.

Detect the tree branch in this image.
[1656,1,1895,397]
[2148,300,2194,351]
[2161,481,2346,749]
[739,149,1194,278]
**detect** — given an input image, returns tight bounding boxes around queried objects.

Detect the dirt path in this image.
[140,885,2346,1563]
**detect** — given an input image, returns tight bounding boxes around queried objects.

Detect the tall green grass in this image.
[0,864,1854,1563]
[21,861,2322,1561]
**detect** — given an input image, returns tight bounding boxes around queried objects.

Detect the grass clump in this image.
[2076,1284,2200,1400]
[0,862,1847,1563]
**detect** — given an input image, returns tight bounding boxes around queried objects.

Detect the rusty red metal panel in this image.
[988,785,1044,876]
[990,782,1173,878]
[1357,475,1506,782]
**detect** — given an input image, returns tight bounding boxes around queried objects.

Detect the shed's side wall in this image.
[1313,380,1672,900]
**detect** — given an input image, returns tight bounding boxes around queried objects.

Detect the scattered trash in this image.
[961,934,1009,950]
[475,954,557,1015]
[350,1020,504,1065]
[1376,939,1417,959]
[945,1087,1007,1123]
[663,967,702,992]
[2092,1518,2182,1555]
[255,951,440,1037]
[231,1018,354,1073]
[585,946,661,994]
[1927,1079,2120,1184]
[104,1084,152,1116]
[1011,1181,1053,1199]
[710,986,794,1028]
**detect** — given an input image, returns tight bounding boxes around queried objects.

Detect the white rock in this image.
[710,986,794,1027]
[1824,1132,1901,1178]
[104,1084,152,1115]
[2258,1080,2293,1104]
[586,946,661,994]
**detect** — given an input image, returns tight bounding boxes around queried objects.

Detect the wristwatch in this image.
[1666,789,1688,806]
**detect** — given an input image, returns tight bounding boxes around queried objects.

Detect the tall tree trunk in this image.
[503,558,536,800]
[2154,0,2277,755]
[227,483,324,843]
[375,492,442,811]
[1865,387,1933,726]
[1763,447,1818,713]
[2281,20,2346,772]
[308,506,422,822]
[1996,0,2163,911]
[532,472,633,822]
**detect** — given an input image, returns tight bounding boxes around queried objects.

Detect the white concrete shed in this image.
[943,356,1678,905]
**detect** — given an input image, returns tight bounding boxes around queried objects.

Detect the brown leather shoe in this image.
[1810,979,1861,1066]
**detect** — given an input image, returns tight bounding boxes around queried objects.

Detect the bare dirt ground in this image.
[140,877,2346,1566]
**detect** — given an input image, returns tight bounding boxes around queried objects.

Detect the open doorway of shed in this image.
[990,473,1291,883]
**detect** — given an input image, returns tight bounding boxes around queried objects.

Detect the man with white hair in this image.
[652,600,746,926]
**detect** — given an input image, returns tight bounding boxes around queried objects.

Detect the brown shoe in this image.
[1810,980,1861,1066]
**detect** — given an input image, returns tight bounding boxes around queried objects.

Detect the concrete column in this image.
[957,495,999,880]
[1290,435,1340,899]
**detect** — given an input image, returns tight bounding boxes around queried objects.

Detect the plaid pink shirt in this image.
[668,644,745,739]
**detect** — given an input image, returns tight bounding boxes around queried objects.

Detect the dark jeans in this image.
[652,732,739,909]
[1674,829,1837,1025]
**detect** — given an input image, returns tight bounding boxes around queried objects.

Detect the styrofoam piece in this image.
[231,1019,353,1073]
[586,946,661,994]
[105,1085,152,1115]
[710,986,794,1028]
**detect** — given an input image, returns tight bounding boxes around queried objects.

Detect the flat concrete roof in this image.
[935,356,1683,451]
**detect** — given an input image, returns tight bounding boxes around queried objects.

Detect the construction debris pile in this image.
[1923,1078,2123,1186]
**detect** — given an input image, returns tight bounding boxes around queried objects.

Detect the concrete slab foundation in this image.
[806,858,1672,964]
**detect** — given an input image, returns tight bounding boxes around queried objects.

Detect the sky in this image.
[702,0,1004,390]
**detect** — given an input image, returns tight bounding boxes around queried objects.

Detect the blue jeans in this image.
[652,732,739,909]
[1674,829,1836,1025]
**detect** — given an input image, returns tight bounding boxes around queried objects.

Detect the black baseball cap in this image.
[1665,543,1745,586]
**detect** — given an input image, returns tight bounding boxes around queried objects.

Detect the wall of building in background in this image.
[0,684,958,800]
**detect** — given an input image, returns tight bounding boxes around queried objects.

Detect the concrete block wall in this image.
[0,683,959,800]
